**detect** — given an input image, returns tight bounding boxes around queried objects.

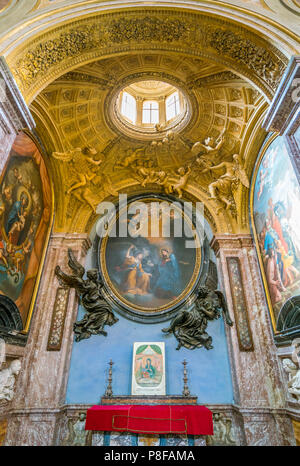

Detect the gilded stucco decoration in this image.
[28,48,267,236]
[1,8,289,239]
[7,10,289,104]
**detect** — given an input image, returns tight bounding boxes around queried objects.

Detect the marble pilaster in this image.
[4,233,91,446]
[211,234,296,445]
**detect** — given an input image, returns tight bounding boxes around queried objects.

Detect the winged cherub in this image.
[55,249,118,342]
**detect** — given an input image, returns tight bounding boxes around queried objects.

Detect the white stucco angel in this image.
[202,153,250,211]
[52,145,103,194]
[52,146,110,212]
[191,128,226,158]
[0,359,21,402]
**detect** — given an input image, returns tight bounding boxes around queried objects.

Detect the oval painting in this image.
[100,197,202,315]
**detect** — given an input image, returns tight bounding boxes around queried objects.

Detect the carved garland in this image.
[11,11,288,100]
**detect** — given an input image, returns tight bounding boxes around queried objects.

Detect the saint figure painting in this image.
[252,136,300,330]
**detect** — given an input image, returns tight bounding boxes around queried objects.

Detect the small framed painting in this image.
[131,342,166,396]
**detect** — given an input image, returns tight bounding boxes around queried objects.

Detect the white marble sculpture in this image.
[0,359,21,401]
[282,358,300,402]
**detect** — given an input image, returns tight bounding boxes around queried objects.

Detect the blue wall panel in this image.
[66,306,234,405]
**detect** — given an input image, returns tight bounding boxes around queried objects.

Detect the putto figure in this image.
[55,249,119,342]
[162,285,233,350]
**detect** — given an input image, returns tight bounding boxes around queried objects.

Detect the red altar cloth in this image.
[85,405,213,436]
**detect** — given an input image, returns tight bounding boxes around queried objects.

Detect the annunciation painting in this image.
[131,342,166,395]
[0,132,52,332]
[252,136,300,331]
[100,197,202,317]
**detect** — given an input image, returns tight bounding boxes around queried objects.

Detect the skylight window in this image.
[121,91,137,123]
[166,91,180,121]
[142,100,159,124]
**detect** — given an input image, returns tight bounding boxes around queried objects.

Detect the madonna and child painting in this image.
[253,136,300,327]
[0,132,52,330]
[100,199,201,313]
[132,342,165,395]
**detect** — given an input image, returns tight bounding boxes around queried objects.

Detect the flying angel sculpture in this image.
[55,249,119,342]
[162,285,233,350]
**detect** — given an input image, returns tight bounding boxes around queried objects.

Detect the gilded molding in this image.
[8,9,288,103]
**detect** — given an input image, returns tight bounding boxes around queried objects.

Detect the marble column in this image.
[4,233,91,446]
[211,234,296,446]
[0,56,35,173]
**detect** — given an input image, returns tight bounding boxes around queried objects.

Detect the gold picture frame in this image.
[250,133,300,335]
[0,130,54,334]
[99,196,202,319]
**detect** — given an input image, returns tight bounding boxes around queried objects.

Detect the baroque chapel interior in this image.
[0,0,299,448]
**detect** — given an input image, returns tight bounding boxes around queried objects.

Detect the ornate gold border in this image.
[0,130,54,334]
[100,197,202,314]
[250,133,284,333]
[23,130,55,333]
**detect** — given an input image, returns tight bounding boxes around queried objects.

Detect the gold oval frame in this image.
[99,196,202,316]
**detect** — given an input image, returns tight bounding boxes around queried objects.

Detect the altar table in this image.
[85,405,213,436]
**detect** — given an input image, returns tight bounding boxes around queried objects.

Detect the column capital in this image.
[262,55,300,136]
[210,234,254,255]
[50,232,92,256]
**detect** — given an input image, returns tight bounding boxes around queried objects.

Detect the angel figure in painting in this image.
[55,249,118,342]
[202,154,249,211]
[162,285,233,350]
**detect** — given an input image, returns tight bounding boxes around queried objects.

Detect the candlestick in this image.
[105,359,114,397]
[182,359,191,397]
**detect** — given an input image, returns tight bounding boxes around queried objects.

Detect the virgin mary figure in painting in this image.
[116,245,152,295]
[141,358,156,379]
[5,192,29,244]
[154,248,180,299]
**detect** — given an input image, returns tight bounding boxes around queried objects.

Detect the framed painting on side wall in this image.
[0,131,53,337]
[251,134,300,342]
